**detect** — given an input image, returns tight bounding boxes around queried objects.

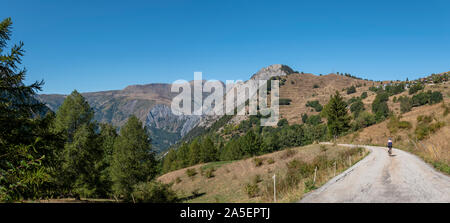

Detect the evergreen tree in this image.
[372,92,390,122]
[53,90,101,197]
[53,90,94,142]
[188,139,200,165]
[240,130,262,156]
[95,123,117,197]
[323,91,351,140]
[162,148,178,173]
[0,17,61,201]
[199,136,217,163]
[350,100,364,117]
[61,123,100,197]
[110,116,156,200]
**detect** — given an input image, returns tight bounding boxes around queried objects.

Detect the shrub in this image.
[411,91,443,106]
[361,92,368,99]
[347,86,356,94]
[409,83,424,95]
[186,168,197,178]
[443,103,449,117]
[280,149,296,159]
[204,168,215,178]
[385,83,406,96]
[415,115,445,140]
[347,97,359,104]
[279,98,292,105]
[306,114,322,126]
[175,177,182,184]
[306,100,323,112]
[313,84,319,88]
[253,157,264,167]
[350,100,364,117]
[388,115,411,133]
[277,118,289,127]
[131,181,178,203]
[244,183,259,198]
[369,86,380,92]
[266,158,275,164]
[312,155,330,169]
[353,111,376,130]
[287,159,314,178]
[398,96,412,113]
[304,180,317,192]
[397,121,412,129]
[252,175,262,184]
[301,113,308,123]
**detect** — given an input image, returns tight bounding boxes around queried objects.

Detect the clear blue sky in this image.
[3,0,450,94]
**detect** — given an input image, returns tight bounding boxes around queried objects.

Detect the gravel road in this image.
[299,144,450,203]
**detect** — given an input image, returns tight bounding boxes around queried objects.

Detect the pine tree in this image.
[95,123,117,197]
[0,17,61,201]
[241,130,262,156]
[61,123,99,197]
[53,90,94,142]
[188,139,200,165]
[323,91,351,140]
[199,136,216,163]
[110,115,156,200]
[372,92,390,122]
[53,90,101,197]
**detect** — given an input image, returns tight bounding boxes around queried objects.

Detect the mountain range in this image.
[37,64,296,152]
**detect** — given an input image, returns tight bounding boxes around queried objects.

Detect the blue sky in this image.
[3,0,450,94]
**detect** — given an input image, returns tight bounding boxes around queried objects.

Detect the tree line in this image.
[0,18,175,202]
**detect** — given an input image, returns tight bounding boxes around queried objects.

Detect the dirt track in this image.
[299,144,450,203]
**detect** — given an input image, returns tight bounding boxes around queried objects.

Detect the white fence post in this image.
[334,161,336,177]
[272,174,276,203]
[313,166,318,184]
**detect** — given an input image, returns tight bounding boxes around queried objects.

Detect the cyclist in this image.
[387,138,393,155]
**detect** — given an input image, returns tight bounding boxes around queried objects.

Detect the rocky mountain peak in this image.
[250,64,295,80]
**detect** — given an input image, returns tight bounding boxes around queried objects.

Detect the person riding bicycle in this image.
[387,138,393,155]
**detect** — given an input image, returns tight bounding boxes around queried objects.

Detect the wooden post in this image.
[348,156,351,166]
[313,166,318,184]
[334,161,336,177]
[272,174,276,203]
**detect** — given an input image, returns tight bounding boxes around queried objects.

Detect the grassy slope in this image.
[340,81,450,174]
[278,73,379,124]
[158,79,450,203]
[158,144,368,203]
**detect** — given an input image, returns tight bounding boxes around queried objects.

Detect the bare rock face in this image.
[144,104,201,152]
[37,64,296,153]
[145,104,200,137]
[196,64,295,128]
[250,64,295,80]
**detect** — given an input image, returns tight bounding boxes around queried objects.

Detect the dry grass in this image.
[157,144,369,203]
[278,73,379,124]
[340,82,450,174]
[25,198,117,203]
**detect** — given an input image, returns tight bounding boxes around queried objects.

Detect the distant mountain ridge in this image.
[37,64,296,153]
[37,83,196,153]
